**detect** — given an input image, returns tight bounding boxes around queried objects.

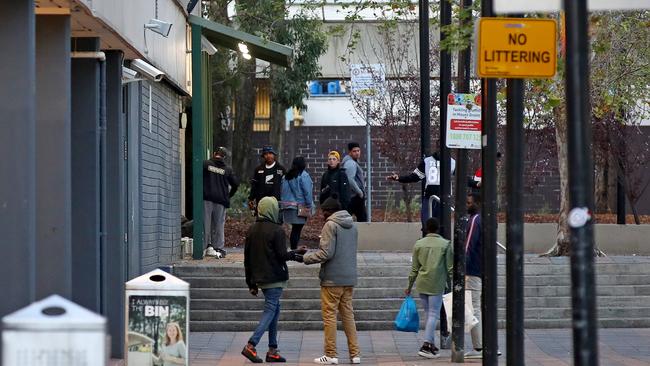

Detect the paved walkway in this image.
[178,329,650,366]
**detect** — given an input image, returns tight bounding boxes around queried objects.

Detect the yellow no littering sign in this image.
[477,18,557,78]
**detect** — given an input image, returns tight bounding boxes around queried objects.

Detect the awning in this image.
[188,15,293,67]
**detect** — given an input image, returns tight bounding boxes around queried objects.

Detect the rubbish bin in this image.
[125,268,190,366]
[2,294,106,366]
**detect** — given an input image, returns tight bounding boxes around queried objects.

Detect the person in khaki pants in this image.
[303,196,360,365]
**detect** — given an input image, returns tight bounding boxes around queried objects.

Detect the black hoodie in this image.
[203,158,239,207]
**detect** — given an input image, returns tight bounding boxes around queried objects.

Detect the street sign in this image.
[446,93,482,149]
[350,64,385,99]
[477,18,557,78]
[494,0,650,13]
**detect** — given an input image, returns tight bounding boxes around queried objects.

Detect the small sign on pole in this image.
[477,18,557,78]
[351,64,385,222]
[446,93,482,149]
[350,64,385,99]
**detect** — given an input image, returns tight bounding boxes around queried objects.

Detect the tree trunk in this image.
[233,57,256,181]
[402,184,413,223]
[544,105,571,256]
[269,66,286,163]
[594,157,609,212]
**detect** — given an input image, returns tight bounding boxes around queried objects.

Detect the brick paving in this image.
[176,328,649,365]
[107,253,650,365]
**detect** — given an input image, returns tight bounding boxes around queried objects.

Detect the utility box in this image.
[125,269,189,366]
[2,294,106,366]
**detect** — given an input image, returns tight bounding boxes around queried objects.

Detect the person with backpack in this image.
[281,157,314,250]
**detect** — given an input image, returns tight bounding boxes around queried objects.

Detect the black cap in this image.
[261,145,276,156]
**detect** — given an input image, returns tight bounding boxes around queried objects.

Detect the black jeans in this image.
[289,224,304,250]
[347,195,368,222]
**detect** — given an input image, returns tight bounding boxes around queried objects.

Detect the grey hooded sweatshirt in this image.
[303,210,358,287]
[341,155,365,198]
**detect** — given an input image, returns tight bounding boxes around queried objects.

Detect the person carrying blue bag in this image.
[404,217,453,359]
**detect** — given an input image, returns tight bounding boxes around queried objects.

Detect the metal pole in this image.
[506,77,525,365]
[450,0,471,361]
[419,0,431,161]
[439,0,452,240]
[564,0,599,364]
[481,0,499,364]
[191,24,205,259]
[366,101,372,222]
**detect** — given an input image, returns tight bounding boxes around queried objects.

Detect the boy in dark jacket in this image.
[242,197,305,363]
[203,147,239,257]
[248,146,286,213]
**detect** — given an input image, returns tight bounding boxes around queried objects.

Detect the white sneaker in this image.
[351,356,361,364]
[204,246,218,257]
[314,355,338,364]
[464,350,482,359]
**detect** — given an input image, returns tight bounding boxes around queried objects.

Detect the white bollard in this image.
[2,294,106,366]
[125,269,190,366]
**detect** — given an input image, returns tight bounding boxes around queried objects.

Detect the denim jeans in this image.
[419,293,443,344]
[249,287,283,348]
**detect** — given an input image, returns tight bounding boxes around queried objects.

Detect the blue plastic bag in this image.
[394,296,419,332]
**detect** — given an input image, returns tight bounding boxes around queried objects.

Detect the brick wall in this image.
[244,125,650,215]
[139,81,182,271]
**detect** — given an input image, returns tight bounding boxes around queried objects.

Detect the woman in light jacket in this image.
[281,156,314,249]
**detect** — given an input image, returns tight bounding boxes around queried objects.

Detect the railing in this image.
[429,195,507,252]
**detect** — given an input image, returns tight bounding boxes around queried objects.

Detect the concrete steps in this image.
[173,256,650,332]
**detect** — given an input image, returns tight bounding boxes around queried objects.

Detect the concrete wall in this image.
[77,0,189,91]
[357,222,650,255]
[139,80,183,271]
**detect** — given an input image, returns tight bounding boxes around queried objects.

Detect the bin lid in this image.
[125,268,189,291]
[2,294,106,331]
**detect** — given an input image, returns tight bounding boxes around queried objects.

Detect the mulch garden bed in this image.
[223,211,650,249]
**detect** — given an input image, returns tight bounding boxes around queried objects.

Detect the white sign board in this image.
[446,93,482,149]
[494,0,650,13]
[350,64,385,99]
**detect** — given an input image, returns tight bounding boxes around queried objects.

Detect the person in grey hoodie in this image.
[303,196,361,365]
[341,142,367,222]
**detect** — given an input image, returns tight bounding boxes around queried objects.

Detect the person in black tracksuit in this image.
[203,147,239,257]
[319,150,350,210]
[248,145,286,214]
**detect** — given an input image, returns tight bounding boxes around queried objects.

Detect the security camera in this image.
[122,66,139,80]
[131,59,165,82]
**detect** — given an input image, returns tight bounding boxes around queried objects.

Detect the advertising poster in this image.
[446,93,482,149]
[127,296,188,366]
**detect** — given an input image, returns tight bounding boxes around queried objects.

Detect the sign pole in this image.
[419,0,431,222]
[451,0,471,361]
[505,75,525,365]
[564,0,599,365]
[366,101,372,222]
[480,0,499,365]
[439,0,452,241]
